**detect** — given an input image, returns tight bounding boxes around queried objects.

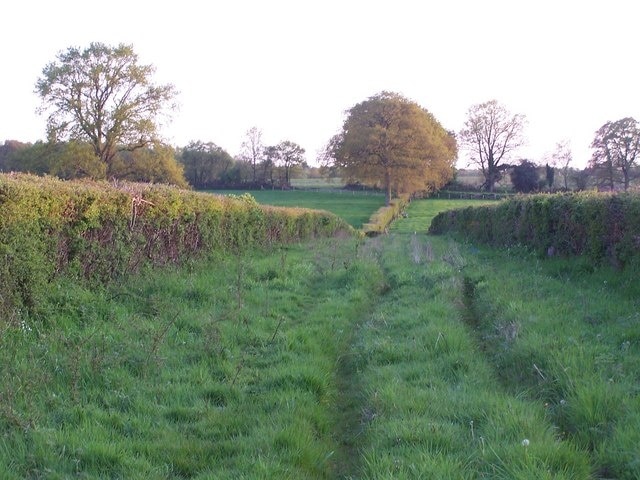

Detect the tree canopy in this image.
[510,160,539,193]
[551,140,573,190]
[324,92,457,205]
[2,139,187,186]
[110,143,187,188]
[35,42,177,173]
[459,100,526,192]
[590,117,640,191]
[239,127,264,184]
[273,140,305,186]
[178,141,235,189]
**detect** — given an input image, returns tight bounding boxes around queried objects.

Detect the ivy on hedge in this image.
[429,192,640,267]
[0,173,352,318]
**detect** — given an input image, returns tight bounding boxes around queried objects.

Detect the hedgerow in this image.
[429,192,640,267]
[0,173,352,318]
[362,195,410,236]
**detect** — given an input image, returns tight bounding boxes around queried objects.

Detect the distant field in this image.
[391,198,498,233]
[289,177,344,188]
[210,189,386,229]
[210,191,498,232]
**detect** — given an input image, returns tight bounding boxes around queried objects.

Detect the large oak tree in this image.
[324,92,457,205]
[459,100,526,192]
[35,43,177,174]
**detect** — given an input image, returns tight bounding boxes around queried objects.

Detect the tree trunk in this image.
[385,169,392,206]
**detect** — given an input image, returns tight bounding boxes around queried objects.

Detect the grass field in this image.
[210,189,387,229]
[289,178,345,188]
[391,198,498,234]
[2,197,637,478]
[212,191,496,232]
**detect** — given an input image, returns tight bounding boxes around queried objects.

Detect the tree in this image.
[261,146,279,185]
[2,140,105,179]
[0,140,30,171]
[50,141,106,180]
[110,143,187,187]
[545,163,555,189]
[273,140,305,186]
[552,140,573,190]
[3,141,52,175]
[573,168,591,191]
[459,100,526,192]
[590,117,640,191]
[35,42,177,174]
[510,160,539,193]
[324,91,456,205]
[239,127,264,184]
[179,141,234,188]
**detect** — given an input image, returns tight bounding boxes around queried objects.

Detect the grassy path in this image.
[2,205,638,477]
[345,235,593,479]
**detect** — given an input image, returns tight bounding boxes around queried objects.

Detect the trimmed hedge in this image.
[362,195,410,236]
[0,174,352,318]
[429,192,640,266]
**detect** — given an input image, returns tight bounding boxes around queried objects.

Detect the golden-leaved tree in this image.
[323,91,457,205]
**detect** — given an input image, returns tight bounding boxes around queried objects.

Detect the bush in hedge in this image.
[429,192,640,267]
[362,195,410,236]
[0,173,352,319]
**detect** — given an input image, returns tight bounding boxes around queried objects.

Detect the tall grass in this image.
[0,238,382,478]
[459,245,640,478]
[347,235,591,479]
[1,195,637,478]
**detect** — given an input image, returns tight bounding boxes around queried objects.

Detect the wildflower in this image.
[521,438,530,447]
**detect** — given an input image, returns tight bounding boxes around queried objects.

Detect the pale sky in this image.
[1,0,638,168]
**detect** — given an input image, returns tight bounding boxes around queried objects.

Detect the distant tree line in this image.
[6,42,638,196]
[459,100,640,193]
[179,135,311,189]
[0,136,318,190]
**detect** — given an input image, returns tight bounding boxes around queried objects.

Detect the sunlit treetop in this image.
[35,42,178,172]
[324,91,457,205]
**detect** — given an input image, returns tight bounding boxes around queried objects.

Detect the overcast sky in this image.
[1,0,638,168]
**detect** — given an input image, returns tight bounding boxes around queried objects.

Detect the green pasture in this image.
[212,190,497,231]
[289,177,345,188]
[391,198,498,233]
[211,189,386,229]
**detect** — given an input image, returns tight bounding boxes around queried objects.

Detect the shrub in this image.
[362,195,410,236]
[429,192,640,267]
[0,173,352,318]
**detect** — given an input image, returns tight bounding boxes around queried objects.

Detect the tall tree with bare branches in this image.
[459,100,526,192]
[551,139,573,190]
[239,126,264,184]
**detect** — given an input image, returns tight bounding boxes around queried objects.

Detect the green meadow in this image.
[390,198,497,234]
[210,189,386,229]
[1,195,638,478]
